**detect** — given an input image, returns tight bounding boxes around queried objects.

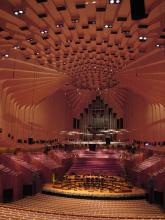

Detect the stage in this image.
[42,183,146,200]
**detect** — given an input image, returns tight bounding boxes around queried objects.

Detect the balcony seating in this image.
[0,150,73,202]
[129,155,165,187]
[0,163,22,201]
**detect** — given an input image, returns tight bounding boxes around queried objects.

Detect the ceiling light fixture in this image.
[4,54,9,58]
[156,43,164,48]
[109,0,121,4]
[14,9,24,16]
[40,29,48,34]
[104,24,112,28]
[71,17,79,23]
[56,23,63,28]
[13,45,20,50]
[1,53,9,59]
[139,35,147,42]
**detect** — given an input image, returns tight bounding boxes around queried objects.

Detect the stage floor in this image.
[42,183,146,199]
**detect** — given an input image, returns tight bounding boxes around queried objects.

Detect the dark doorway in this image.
[3,189,13,203]
[23,184,33,197]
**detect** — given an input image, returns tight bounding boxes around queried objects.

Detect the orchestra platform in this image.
[42,183,146,200]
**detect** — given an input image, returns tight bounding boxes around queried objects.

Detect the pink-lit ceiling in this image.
[0,0,165,116]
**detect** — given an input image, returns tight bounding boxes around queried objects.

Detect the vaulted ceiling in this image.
[0,0,165,116]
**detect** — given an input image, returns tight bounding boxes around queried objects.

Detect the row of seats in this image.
[1,193,164,219]
[68,157,124,176]
[133,155,164,173]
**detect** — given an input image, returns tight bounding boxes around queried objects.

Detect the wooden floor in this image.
[42,183,146,199]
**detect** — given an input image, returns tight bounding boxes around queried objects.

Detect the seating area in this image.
[0,0,165,218]
[68,157,124,176]
[0,149,165,218]
[128,155,165,188]
[133,155,164,173]
[0,193,164,219]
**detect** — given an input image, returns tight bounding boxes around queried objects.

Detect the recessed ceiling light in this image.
[66,39,72,43]
[35,52,40,55]
[104,24,112,28]
[2,53,9,59]
[14,9,24,16]
[56,23,63,28]
[71,17,79,23]
[13,45,20,49]
[139,35,147,42]
[109,0,121,4]
[156,43,164,48]
[40,29,48,34]
[92,1,96,4]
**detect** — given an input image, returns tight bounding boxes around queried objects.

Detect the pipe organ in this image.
[79,96,121,135]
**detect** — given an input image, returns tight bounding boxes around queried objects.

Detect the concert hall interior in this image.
[0,0,165,219]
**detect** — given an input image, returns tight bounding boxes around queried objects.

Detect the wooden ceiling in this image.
[0,0,165,116]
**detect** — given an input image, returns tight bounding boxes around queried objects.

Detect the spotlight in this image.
[66,39,72,43]
[27,38,37,45]
[156,43,164,48]
[14,11,19,16]
[13,45,20,49]
[104,24,113,28]
[139,35,147,42]
[109,0,121,4]
[14,9,24,16]
[1,53,9,59]
[71,17,79,23]
[34,51,40,55]
[56,23,63,28]
[40,29,48,34]
[19,10,24,14]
